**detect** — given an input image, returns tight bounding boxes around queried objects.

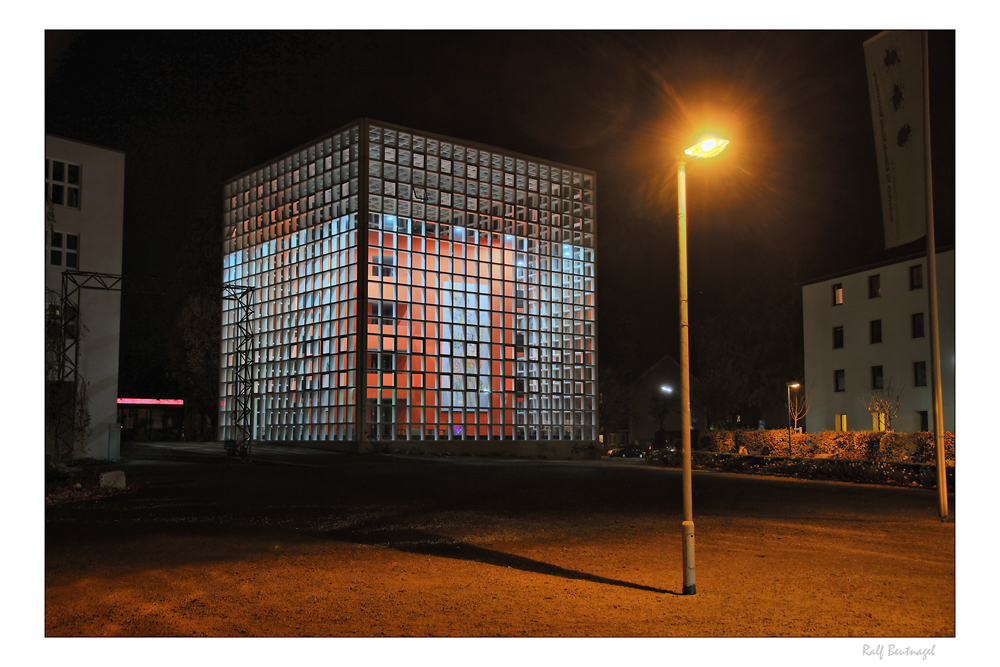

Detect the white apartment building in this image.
[45,135,126,459]
[802,249,954,434]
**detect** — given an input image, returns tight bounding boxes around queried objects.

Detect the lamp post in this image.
[660,386,673,449]
[786,382,800,456]
[676,135,729,596]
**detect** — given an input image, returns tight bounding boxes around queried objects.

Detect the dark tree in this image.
[691,254,803,429]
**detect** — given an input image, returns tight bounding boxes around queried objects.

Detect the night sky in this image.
[43,28,957,395]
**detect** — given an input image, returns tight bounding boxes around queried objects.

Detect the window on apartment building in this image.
[46,158,81,208]
[917,410,929,431]
[832,326,844,349]
[872,412,887,431]
[834,369,845,393]
[832,283,843,305]
[868,274,881,298]
[914,360,927,387]
[834,414,847,432]
[49,231,79,269]
[909,264,923,290]
[871,365,883,390]
[870,319,882,344]
[911,312,925,338]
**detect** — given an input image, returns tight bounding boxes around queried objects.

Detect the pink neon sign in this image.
[116,398,184,406]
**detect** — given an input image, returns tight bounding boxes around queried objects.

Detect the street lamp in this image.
[786,382,800,456]
[676,134,729,596]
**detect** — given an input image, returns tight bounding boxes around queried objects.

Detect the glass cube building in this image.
[220,120,597,452]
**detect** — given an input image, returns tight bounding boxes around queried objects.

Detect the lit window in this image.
[46,158,81,208]
[914,361,927,387]
[49,231,79,269]
[911,312,925,338]
[868,274,880,298]
[834,414,847,432]
[870,319,882,344]
[832,283,843,305]
[909,264,923,290]
[872,412,887,431]
[832,326,844,349]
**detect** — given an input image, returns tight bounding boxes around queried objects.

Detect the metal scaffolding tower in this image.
[221,282,254,460]
[56,271,124,383]
[49,271,124,458]
[48,271,256,461]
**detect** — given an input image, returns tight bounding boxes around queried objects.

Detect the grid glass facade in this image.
[220,120,597,447]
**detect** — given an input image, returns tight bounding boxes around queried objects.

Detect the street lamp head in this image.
[683,136,730,160]
[787,382,800,388]
[661,385,673,393]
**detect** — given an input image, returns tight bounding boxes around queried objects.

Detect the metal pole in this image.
[677,158,696,595]
[922,31,948,519]
[787,385,792,456]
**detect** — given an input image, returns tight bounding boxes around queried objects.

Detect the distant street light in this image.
[786,382,801,456]
[661,385,673,393]
[676,134,729,596]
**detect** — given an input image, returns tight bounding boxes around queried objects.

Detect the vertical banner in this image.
[863,30,927,249]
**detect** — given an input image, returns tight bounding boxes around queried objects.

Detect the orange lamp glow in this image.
[683,136,730,159]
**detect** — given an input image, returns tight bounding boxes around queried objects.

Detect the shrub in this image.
[764,429,814,457]
[698,431,734,453]
[877,431,908,462]
[812,430,881,460]
[812,430,844,457]
[734,429,767,453]
[907,431,957,464]
[646,451,954,490]
[696,431,715,451]
[693,428,956,463]
[650,447,682,467]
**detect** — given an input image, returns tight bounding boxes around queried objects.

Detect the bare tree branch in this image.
[858,378,903,431]
[790,389,809,430]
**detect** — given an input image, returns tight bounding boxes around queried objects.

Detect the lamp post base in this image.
[682,520,696,595]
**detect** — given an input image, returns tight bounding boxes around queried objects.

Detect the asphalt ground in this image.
[38,441,971,662]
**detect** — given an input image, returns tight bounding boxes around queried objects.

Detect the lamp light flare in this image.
[683,136,730,159]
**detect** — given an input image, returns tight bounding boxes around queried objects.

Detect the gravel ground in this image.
[43,442,957,653]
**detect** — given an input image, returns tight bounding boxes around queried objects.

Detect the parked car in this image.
[611,446,645,458]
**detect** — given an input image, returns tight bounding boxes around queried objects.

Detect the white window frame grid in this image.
[220,123,597,443]
[46,158,81,209]
[49,230,80,269]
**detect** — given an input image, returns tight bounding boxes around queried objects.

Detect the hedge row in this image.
[648,450,955,491]
[696,429,955,464]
